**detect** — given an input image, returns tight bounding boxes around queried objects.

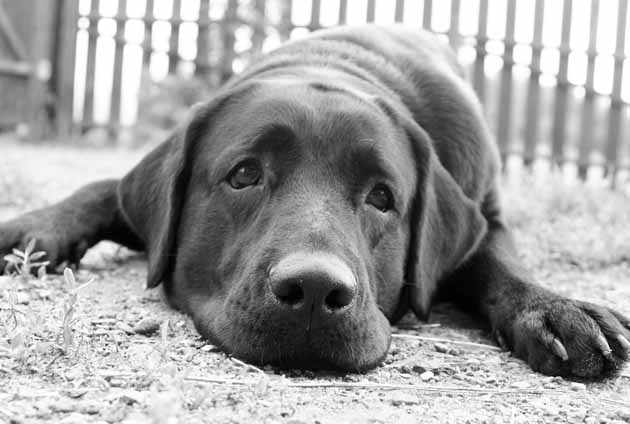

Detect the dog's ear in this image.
[117,92,237,288]
[405,122,487,319]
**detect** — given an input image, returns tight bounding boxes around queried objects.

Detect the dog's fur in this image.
[1,25,629,376]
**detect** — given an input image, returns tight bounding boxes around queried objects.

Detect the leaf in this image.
[76,278,94,292]
[37,266,47,280]
[28,251,47,261]
[24,238,36,256]
[11,249,26,258]
[3,254,21,264]
[63,268,76,289]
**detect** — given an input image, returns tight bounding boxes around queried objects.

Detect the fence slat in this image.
[448,0,461,50]
[168,0,182,74]
[221,0,238,82]
[551,0,573,166]
[366,0,375,23]
[195,0,210,77]
[109,0,126,135]
[496,0,517,161]
[310,0,321,29]
[577,0,600,178]
[523,0,545,166]
[55,0,80,137]
[422,0,432,30]
[251,0,266,54]
[605,0,628,186]
[473,0,488,104]
[394,0,405,22]
[279,0,292,41]
[338,0,348,24]
[143,0,154,66]
[82,0,99,129]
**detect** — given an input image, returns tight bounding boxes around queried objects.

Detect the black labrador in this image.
[1,25,629,376]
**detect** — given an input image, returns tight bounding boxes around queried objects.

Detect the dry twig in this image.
[391,334,501,351]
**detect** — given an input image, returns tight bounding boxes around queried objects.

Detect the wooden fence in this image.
[6,0,630,185]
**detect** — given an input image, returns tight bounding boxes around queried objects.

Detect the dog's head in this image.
[120,76,486,371]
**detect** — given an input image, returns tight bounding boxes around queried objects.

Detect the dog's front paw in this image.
[507,298,630,378]
[0,211,91,274]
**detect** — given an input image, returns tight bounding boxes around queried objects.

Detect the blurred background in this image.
[0,0,629,187]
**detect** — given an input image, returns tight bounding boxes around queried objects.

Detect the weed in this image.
[3,239,49,282]
[58,268,93,354]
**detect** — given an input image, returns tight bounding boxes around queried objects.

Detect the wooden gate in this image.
[0,0,77,138]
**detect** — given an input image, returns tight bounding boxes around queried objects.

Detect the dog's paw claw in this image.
[551,338,569,361]
[617,334,630,351]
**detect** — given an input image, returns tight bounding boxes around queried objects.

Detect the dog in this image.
[1,25,628,376]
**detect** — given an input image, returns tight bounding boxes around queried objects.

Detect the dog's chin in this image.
[193,309,392,372]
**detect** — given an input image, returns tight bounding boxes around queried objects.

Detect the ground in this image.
[0,136,629,424]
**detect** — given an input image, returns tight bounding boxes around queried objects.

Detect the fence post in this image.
[551,0,572,167]
[279,0,292,41]
[422,0,432,30]
[109,0,126,138]
[394,0,405,22]
[448,0,461,50]
[496,0,516,162]
[366,0,375,22]
[251,0,266,55]
[195,0,210,77]
[523,0,545,167]
[473,0,488,104]
[168,0,181,74]
[310,0,320,30]
[82,0,99,131]
[605,0,628,187]
[55,0,79,138]
[577,0,600,179]
[143,0,154,67]
[221,0,238,82]
[338,0,348,24]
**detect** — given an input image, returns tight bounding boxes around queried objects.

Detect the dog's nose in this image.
[269,252,357,319]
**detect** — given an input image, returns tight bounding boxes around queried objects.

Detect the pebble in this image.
[133,318,161,335]
[510,381,530,389]
[584,418,597,424]
[434,343,450,353]
[65,367,84,381]
[391,393,420,406]
[419,371,434,381]
[16,292,30,304]
[200,344,219,352]
[569,382,586,391]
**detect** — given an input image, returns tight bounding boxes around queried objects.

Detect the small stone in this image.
[59,412,89,424]
[434,343,450,353]
[51,400,76,413]
[119,390,146,405]
[133,318,161,335]
[510,380,530,389]
[65,367,84,381]
[411,365,427,374]
[200,344,218,352]
[569,382,586,391]
[391,393,420,406]
[419,371,434,381]
[79,402,102,415]
[584,417,597,424]
[16,292,30,305]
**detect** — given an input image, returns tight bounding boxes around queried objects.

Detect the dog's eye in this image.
[228,160,262,189]
[366,184,393,212]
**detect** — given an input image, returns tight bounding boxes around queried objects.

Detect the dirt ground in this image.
[1,136,629,424]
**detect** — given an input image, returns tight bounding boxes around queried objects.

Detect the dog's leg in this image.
[444,209,630,377]
[0,179,143,271]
